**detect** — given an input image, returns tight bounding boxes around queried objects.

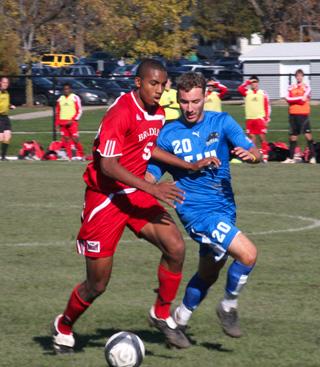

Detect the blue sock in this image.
[225,260,254,296]
[183,273,210,311]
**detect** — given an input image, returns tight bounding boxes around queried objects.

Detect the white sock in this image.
[221,293,238,312]
[175,303,193,326]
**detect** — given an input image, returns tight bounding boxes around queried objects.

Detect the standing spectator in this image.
[238,76,271,162]
[55,83,84,160]
[283,69,316,164]
[204,79,228,112]
[159,78,180,122]
[0,77,15,161]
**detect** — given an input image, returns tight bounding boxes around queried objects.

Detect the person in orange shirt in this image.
[284,69,315,164]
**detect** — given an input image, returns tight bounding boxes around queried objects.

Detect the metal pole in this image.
[52,77,57,141]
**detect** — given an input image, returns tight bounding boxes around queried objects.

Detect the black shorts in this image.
[0,115,11,133]
[289,114,311,136]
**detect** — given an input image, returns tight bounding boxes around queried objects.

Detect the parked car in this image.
[90,51,115,61]
[211,69,243,99]
[59,65,96,76]
[214,57,241,70]
[54,78,108,105]
[111,64,138,77]
[78,78,125,102]
[40,54,79,68]
[8,77,62,106]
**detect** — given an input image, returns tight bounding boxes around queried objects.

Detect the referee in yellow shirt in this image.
[159,78,180,122]
[0,77,15,161]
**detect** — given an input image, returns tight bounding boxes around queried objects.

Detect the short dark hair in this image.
[63,82,72,88]
[136,58,167,78]
[295,69,304,76]
[250,75,259,82]
[176,72,206,93]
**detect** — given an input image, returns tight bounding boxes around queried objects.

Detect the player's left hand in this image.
[10,105,16,110]
[232,147,256,162]
[190,157,221,171]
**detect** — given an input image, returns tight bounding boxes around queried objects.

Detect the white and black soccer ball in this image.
[104,331,145,367]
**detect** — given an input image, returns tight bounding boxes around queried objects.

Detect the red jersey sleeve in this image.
[238,80,251,97]
[215,82,228,99]
[263,91,271,123]
[71,94,82,121]
[96,105,131,158]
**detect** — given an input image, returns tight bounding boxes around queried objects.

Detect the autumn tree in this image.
[248,0,320,41]
[2,0,76,105]
[194,0,261,47]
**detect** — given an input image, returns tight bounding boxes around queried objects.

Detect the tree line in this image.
[1,0,320,74]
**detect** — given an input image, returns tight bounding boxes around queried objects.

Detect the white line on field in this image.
[2,211,320,248]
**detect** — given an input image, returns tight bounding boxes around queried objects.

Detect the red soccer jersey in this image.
[83,91,165,194]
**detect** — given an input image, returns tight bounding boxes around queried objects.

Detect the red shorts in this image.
[246,119,267,135]
[60,121,79,138]
[76,188,166,258]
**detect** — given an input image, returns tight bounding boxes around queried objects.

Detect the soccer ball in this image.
[104,331,145,367]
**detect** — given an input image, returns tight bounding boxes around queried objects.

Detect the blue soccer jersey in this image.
[147,111,254,260]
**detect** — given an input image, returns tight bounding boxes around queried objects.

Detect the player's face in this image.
[0,78,9,90]
[296,73,304,83]
[135,69,167,106]
[63,85,72,96]
[251,81,259,90]
[178,87,205,124]
[206,83,215,92]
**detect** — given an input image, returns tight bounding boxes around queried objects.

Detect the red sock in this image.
[58,284,91,334]
[154,264,182,319]
[75,141,84,157]
[64,140,73,159]
[261,141,269,156]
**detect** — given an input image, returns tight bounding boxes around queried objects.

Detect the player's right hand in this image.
[150,181,185,208]
[190,157,221,171]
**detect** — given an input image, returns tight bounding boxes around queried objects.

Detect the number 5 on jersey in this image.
[142,142,154,160]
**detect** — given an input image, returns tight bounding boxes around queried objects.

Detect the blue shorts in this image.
[187,213,240,262]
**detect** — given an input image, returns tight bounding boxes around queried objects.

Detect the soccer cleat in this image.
[52,314,75,354]
[309,157,316,164]
[281,158,295,164]
[216,302,242,338]
[148,306,191,348]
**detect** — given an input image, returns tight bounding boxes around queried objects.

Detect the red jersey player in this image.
[55,83,84,160]
[52,59,219,353]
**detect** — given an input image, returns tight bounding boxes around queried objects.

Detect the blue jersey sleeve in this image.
[223,114,254,150]
[147,160,168,182]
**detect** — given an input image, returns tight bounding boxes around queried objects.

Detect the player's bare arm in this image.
[232,146,261,163]
[100,156,185,207]
[151,146,220,171]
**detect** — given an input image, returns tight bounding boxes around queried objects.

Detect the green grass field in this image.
[1,105,320,367]
[1,161,320,367]
[8,104,320,157]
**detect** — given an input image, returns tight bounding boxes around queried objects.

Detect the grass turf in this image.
[8,104,320,157]
[1,161,320,367]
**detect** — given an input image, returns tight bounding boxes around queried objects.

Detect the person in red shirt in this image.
[55,83,84,160]
[283,69,315,164]
[238,76,271,162]
[51,59,219,353]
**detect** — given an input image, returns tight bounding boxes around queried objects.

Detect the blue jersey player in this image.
[146,72,261,338]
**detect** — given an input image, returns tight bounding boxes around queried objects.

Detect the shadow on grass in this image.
[200,342,233,353]
[34,327,182,360]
